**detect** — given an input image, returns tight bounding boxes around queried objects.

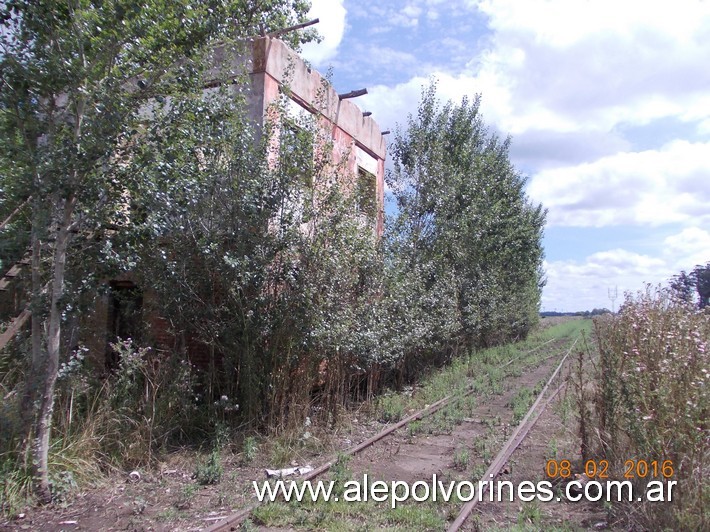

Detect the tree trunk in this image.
[32,196,75,503]
[20,209,43,447]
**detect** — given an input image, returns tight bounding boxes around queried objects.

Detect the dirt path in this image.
[471,391,610,531]
[348,359,555,488]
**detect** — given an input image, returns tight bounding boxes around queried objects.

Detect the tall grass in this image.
[589,287,709,529]
[0,339,219,515]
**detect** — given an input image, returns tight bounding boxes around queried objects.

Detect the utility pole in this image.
[608,286,618,313]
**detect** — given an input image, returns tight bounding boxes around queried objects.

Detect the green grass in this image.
[507,387,534,424]
[252,498,445,531]
[375,319,591,437]
[244,320,594,531]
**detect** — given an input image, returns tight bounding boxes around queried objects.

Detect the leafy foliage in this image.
[385,83,546,369]
[670,262,710,308]
[1,4,547,504]
[0,0,315,500]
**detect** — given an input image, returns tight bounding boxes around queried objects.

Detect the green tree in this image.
[387,83,546,361]
[692,262,710,309]
[670,270,695,304]
[0,0,314,501]
[125,89,384,428]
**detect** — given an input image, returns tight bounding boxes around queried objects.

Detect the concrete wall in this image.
[248,37,386,236]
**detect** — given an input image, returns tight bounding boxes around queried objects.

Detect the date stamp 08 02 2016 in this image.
[545,459,675,480]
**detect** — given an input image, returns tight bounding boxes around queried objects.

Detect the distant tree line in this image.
[540,309,610,318]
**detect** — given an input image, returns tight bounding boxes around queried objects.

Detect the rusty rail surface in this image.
[204,336,562,531]
[447,338,577,531]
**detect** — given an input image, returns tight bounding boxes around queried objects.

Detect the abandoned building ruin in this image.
[0,35,388,372]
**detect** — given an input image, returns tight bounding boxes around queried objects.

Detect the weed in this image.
[330,453,352,496]
[518,501,542,526]
[240,518,258,531]
[453,448,470,471]
[268,439,297,468]
[212,421,231,451]
[378,394,405,423]
[507,387,533,425]
[156,506,179,521]
[587,287,710,529]
[252,501,292,526]
[471,464,486,481]
[475,436,493,463]
[132,496,147,515]
[194,449,223,485]
[483,415,502,428]
[546,438,558,460]
[408,420,423,437]
[48,470,77,504]
[0,461,33,516]
[242,436,259,464]
[175,483,197,509]
[386,503,444,529]
[554,394,573,425]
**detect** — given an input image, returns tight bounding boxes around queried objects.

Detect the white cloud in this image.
[339,0,710,312]
[542,226,710,311]
[402,4,423,18]
[460,0,710,135]
[544,251,663,312]
[361,72,484,132]
[360,0,710,164]
[662,227,710,270]
[527,140,710,228]
[300,0,347,66]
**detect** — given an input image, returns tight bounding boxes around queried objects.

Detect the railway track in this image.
[204,334,579,531]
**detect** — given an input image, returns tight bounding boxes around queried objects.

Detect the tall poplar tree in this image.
[387,83,546,355]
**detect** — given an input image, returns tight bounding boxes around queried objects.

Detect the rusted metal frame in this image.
[0,309,31,351]
[0,196,32,232]
[0,251,31,291]
[266,18,320,38]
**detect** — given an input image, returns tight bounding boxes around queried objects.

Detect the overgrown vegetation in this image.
[244,320,589,531]
[0,1,546,507]
[583,287,709,530]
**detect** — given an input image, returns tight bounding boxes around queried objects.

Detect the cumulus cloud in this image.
[329,0,710,311]
[361,72,486,132]
[542,250,665,311]
[542,226,710,311]
[527,140,710,228]
[360,0,710,160]
[300,0,347,66]
[472,0,710,135]
[662,227,710,270]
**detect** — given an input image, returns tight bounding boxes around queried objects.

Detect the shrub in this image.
[194,450,223,485]
[589,287,709,529]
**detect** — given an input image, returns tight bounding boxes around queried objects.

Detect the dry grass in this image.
[587,287,709,530]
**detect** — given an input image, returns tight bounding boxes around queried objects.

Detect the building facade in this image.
[91,36,388,369]
[241,36,386,236]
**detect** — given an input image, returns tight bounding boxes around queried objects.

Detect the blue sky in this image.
[300,0,710,312]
